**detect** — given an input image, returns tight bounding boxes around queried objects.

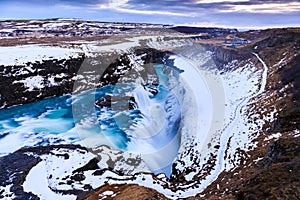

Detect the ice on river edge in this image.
[0,38,269,199]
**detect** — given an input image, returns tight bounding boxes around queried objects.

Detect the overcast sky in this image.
[0,0,299,29]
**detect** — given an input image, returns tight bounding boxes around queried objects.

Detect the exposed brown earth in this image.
[0,23,299,199]
[189,28,300,200]
[79,28,300,200]
[80,184,169,200]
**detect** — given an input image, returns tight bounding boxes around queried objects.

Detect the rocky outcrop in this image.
[0,48,167,109]
[0,152,41,199]
[0,55,85,108]
[0,25,299,200]
[235,137,300,200]
[0,144,91,199]
[170,26,237,37]
[98,48,165,87]
[95,95,136,110]
[80,184,169,200]
[202,44,250,68]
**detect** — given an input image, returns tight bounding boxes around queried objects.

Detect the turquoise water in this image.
[0,85,132,150]
[0,83,175,150]
[0,63,182,176]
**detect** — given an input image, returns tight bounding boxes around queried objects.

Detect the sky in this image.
[0,0,299,29]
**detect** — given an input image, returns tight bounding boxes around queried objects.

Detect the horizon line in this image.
[0,17,299,31]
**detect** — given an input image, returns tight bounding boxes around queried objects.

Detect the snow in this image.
[0,132,24,156]
[253,157,264,163]
[128,53,145,71]
[274,54,288,67]
[253,53,268,94]
[0,184,15,199]
[48,77,57,86]
[0,28,15,33]
[42,22,71,29]
[101,191,114,196]
[23,160,76,200]
[45,148,95,190]
[83,36,149,53]
[13,75,44,91]
[219,62,261,167]
[0,45,82,66]
[83,35,183,54]
[0,35,273,199]
[173,55,213,152]
[264,132,282,141]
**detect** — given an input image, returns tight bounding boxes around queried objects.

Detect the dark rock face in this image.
[0,145,96,199]
[0,55,85,108]
[98,48,164,87]
[265,137,300,166]
[73,158,100,173]
[202,44,250,68]
[170,26,237,37]
[272,55,300,132]
[95,95,136,110]
[94,48,166,111]
[0,152,41,199]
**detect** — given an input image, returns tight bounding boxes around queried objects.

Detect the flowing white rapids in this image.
[131,86,163,137]
[126,84,181,173]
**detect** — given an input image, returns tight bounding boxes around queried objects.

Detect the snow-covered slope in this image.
[1,25,299,200]
[0,45,82,66]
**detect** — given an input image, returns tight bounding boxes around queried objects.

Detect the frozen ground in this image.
[0,45,82,66]
[0,36,270,199]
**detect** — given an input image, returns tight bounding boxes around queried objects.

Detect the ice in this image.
[0,133,23,156]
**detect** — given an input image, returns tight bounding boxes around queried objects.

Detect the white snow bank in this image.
[0,45,82,66]
[23,160,76,200]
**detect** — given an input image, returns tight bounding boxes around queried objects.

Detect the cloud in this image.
[95,0,300,16]
[195,0,249,3]
[0,0,299,28]
[94,0,192,16]
[220,2,300,13]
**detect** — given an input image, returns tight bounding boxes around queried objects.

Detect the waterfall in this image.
[128,85,165,139]
[133,86,151,122]
[126,84,181,176]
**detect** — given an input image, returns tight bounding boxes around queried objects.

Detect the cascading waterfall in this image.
[133,86,152,128]
[124,70,181,175]
[0,61,182,176]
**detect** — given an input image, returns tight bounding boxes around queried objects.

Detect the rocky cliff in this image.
[0,27,299,200]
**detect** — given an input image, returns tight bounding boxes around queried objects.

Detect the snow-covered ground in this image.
[0,35,270,199]
[0,45,82,66]
[24,159,77,200]
[66,50,267,199]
